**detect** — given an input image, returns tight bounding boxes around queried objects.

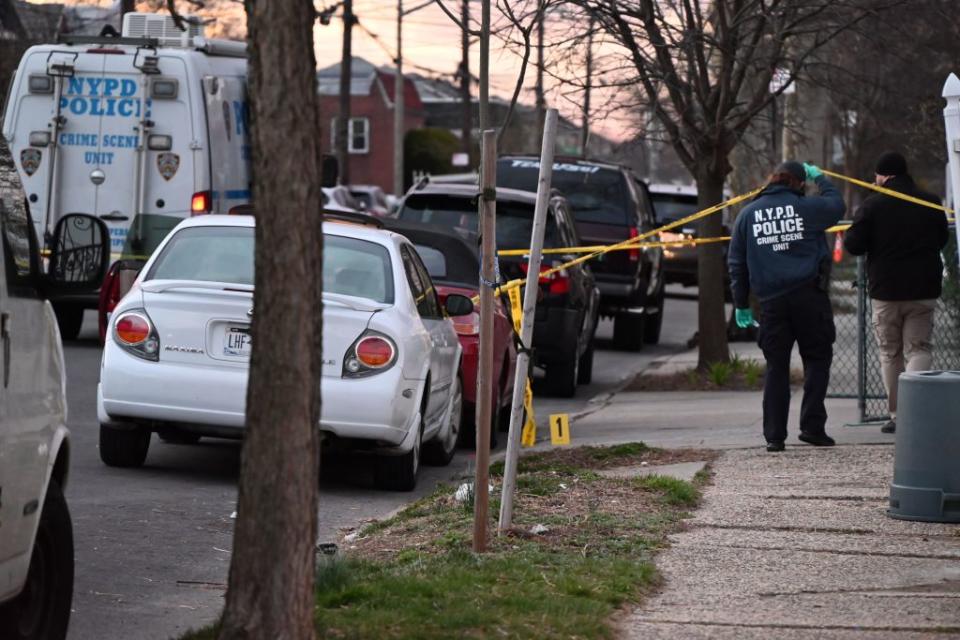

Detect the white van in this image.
[0,136,109,638]
[1,13,250,337]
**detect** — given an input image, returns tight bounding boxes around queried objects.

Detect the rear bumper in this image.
[98,345,423,451]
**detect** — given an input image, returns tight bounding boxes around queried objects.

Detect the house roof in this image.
[317,56,379,96]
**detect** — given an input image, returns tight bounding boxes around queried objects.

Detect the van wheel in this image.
[613,312,644,351]
[0,479,74,640]
[643,287,665,345]
[53,303,84,341]
[99,424,151,468]
[544,350,579,398]
[374,423,421,491]
[423,377,461,466]
[577,341,595,385]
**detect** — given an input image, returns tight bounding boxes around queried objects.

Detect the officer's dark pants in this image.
[758,283,836,443]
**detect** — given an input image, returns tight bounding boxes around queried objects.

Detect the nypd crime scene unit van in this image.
[1,13,251,336]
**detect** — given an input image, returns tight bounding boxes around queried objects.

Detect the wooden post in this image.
[498,109,557,534]
[473,129,496,553]
[393,0,404,197]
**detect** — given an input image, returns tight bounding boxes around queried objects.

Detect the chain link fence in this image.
[828,232,960,422]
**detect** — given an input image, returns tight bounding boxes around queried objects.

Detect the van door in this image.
[203,75,250,214]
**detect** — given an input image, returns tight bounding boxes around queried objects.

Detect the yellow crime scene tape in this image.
[506,285,538,448]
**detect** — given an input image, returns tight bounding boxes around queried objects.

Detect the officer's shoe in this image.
[798,432,835,447]
[881,419,896,434]
[766,440,785,452]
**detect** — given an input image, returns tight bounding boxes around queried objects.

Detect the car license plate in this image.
[224,326,252,357]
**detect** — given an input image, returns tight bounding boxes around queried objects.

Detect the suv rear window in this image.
[650,194,699,223]
[147,226,394,303]
[497,159,631,226]
[398,194,560,250]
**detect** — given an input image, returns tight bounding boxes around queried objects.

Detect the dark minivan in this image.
[397,183,599,397]
[496,156,665,351]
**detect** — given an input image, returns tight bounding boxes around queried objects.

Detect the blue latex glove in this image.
[803,162,823,181]
[735,308,757,329]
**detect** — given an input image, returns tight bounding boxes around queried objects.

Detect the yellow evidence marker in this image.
[549,413,571,446]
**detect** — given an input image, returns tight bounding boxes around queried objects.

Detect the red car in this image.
[385,221,517,448]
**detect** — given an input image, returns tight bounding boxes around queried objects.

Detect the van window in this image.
[497,159,632,226]
[398,194,561,251]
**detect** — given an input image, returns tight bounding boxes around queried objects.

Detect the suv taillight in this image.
[520,261,570,295]
[628,227,640,262]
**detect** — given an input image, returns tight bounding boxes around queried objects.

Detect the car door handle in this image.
[1,312,10,389]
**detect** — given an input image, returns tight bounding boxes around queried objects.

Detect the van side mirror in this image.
[47,213,110,289]
[444,293,474,317]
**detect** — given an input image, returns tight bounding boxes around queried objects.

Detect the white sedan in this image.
[97,214,471,490]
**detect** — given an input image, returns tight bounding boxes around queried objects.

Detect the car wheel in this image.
[457,401,499,449]
[423,377,461,466]
[0,479,74,640]
[374,420,422,491]
[158,430,202,445]
[543,347,579,398]
[643,287,665,345]
[99,423,151,468]
[53,303,84,341]
[577,340,595,385]
[613,312,644,351]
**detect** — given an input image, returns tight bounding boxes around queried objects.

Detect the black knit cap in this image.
[876,151,907,176]
[774,160,806,183]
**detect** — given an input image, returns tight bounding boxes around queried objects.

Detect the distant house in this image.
[317,57,425,194]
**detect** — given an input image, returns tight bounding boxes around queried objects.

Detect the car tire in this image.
[544,348,579,398]
[0,479,74,640]
[99,423,151,468]
[457,401,499,449]
[577,340,595,385]
[374,422,421,492]
[53,303,84,341]
[643,287,665,345]
[423,377,461,466]
[613,312,645,351]
[158,430,202,445]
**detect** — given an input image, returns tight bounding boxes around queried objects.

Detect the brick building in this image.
[317,57,424,195]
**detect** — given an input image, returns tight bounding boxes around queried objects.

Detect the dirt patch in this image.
[627,366,804,392]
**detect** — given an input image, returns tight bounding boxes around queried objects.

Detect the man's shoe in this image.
[799,432,835,447]
[881,419,896,434]
[766,440,785,452]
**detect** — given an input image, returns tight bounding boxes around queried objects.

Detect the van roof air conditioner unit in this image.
[122,12,204,48]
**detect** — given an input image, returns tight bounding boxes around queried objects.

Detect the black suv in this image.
[397,183,600,397]
[496,156,665,351]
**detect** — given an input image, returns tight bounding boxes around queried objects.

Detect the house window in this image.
[330,117,370,155]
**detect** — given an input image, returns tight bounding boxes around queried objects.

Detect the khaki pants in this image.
[871,299,936,417]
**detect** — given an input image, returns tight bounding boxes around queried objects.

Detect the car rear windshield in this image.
[497,159,631,226]
[650,194,700,223]
[398,194,561,250]
[146,226,394,303]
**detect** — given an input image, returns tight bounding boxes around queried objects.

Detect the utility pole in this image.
[337,0,355,185]
[478,0,490,133]
[393,0,405,197]
[535,11,545,138]
[581,18,594,158]
[459,0,471,158]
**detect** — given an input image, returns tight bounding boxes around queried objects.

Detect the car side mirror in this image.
[444,293,474,317]
[47,213,110,289]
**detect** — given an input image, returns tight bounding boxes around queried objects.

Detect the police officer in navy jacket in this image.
[727,161,846,451]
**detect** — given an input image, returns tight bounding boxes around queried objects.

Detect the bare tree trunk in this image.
[337,0,354,185]
[580,17,593,158]
[534,12,545,137]
[120,0,135,17]
[217,0,323,637]
[695,167,730,369]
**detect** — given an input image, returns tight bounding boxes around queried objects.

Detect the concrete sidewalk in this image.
[621,445,960,638]
[570,345,960,638]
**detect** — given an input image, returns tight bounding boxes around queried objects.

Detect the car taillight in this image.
[452,311,480,336]
[343,332,397,377]
[628,227,640,262]
[520,261,570,295]
[191,191,212,215]
[113,310,160,361]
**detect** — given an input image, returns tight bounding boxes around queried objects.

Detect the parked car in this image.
[0,138,110,638]
[648,183,732,289]
[497,156,665,351]
[350,185,391,217]
[322,186,364,212]
[97,214,472,491]
[384,220,517,445]
[396,183,599,397]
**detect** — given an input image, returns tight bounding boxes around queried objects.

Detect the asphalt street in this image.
[63,290,698,640]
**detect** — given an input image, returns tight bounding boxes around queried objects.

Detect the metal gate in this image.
[828,234,960,422]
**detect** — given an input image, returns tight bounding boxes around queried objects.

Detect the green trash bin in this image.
[888,371,960,523]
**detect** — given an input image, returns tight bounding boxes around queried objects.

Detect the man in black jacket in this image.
[844,152,949,433]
